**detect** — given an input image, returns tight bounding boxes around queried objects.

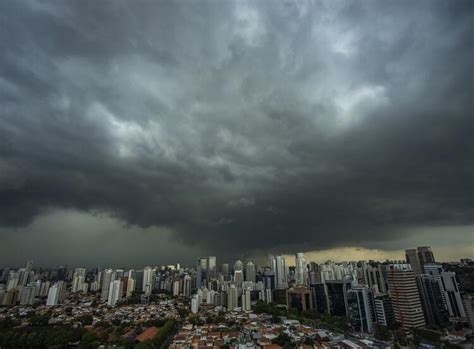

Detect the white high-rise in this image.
[191,295,199,313]
[208,256,217,278]
[107,280,122,306]
[72,275,85,293]
[295,252,307,285]
[271,255,288,289]
[143,267,154,295]
[46,282,65,306]
[101,269,115,300]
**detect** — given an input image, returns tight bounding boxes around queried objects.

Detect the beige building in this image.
[387,265,426,330]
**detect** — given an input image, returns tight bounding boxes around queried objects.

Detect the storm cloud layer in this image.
[0,1,473,263]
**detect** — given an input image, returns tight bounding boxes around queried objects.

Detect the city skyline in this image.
[1,1,473,266]
[1,246,473,347]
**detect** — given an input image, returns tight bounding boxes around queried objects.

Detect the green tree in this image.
[80,331,101,349]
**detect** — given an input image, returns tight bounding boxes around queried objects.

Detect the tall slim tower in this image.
[227,284,238,310]
[142,267,154,295]
[271,255,288,289]
[245,261,256,283]
[295,253,307,285]
[101,269,115,300]
[208,256,217,279]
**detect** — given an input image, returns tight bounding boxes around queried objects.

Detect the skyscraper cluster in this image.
[0,247,472,334]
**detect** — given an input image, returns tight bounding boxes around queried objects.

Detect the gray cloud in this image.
[0,0,473,264]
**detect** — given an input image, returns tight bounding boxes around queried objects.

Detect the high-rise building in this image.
[143,267,154,295]
[191,295,199,313]
[295,253,307,285]
[234,270,243,286]
[387,265,425,330]
[19,283,36,305]
[326,280,352,316]
[347,286,374,333]
[462,294,474,328]
[6,272,19,291]
[101,269,115,300]
[2,289,19,306]
[242,288,252,311]
[234,260,243,273]
[406,249,422,275]
[172,279,180,296]
[72,275,85,293]
[271,256,288,289]
[245,261,256,283]
[424,263,449,310]
[286,286,313,312]
[208,256,216,279]
[183,274,192,298]
[364,266,387,294]
[196,258,207,288]
[18,260,33,287]
[39,281,50,297]
[221,263,229,278]
[310,283,328,314]
[107,280,122,306]
[418,246,435,266]
[199,257,208,271]
[374,293,395,327]
[227,284,238,311]
[416,274,449,326]
[440,271,467,319]
[406,246,435,275]
[46,282,63,306]
[126,278,136,298]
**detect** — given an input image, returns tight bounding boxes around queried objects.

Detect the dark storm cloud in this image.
[0,0,472,261]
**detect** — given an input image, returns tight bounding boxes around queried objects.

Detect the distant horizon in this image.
[2,245,472,270]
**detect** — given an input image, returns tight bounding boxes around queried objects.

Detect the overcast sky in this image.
[0,0,472,267]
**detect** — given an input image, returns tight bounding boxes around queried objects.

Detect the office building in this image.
[441,271,467,319]
[406,246,435,275]
[347,286,374,333]
[286,286,312,313]
[462,294,474,328]
[310,283,328,314]
[387,265,425,330]
[326,280,352,316]
[417,274,449,326]
[374,293,395,327]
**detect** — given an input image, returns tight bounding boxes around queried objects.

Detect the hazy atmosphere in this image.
[0,0,473,267]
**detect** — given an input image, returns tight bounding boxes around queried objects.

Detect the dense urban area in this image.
[0,246,473,349]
